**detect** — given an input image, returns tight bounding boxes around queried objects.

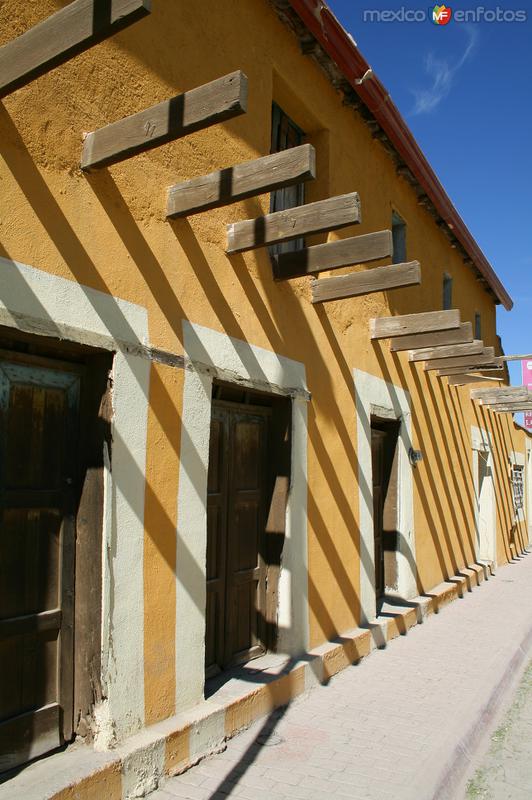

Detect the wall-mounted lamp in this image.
[409,448,423,467]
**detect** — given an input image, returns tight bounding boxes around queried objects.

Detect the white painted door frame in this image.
[176,322,309,713]
[471,426,496,567]
[354,369,416,624]
[0,257,150,745]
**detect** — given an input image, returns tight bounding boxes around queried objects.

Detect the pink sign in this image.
[522,360,532,429]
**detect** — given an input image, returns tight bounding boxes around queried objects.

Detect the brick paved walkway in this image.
[151,551,532,800]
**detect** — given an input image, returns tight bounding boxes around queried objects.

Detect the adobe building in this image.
[0,1,530,797]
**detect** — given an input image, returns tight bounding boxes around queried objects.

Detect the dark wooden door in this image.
[371,420,400,600]
[0,360,80,772]
[206,402,270,676]
[371,429,387,599]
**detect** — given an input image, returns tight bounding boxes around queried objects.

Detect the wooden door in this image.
[371,429,387,599]
[0,360,80,772]
[206,402,270,676]
[371,419,400,600]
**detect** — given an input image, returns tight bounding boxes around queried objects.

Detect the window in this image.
[270,103,305,255]
[442,273,453,310]
[392,211,406,264]
[475,312,482,340]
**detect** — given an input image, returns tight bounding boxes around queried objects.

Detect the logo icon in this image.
[432,4,452,24]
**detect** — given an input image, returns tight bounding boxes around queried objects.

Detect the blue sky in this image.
[328,1,531,401]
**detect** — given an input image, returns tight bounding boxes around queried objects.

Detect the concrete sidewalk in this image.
[149,550,532,800]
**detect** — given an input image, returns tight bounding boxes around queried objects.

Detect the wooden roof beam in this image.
[226,192,361,254]
[471,386,528,400]
[370,309,460,340]
[81,71,248,170]
[492,405,532,413]
[473,391,531,406]
[471,386,526,400]
[311,261,420,303]
[408,340,483,363]
[480,396,531,407]
[272,230,392,280]
[389,322,473,352]
[470,386,532,406]
[437,365,504,377]
[0,0,150,98]
[424,348,495,372]
[499,353,532,362]
[166,143,315,218]
[446,374,504,386]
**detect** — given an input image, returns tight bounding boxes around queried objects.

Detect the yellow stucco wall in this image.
[0,0,529,727]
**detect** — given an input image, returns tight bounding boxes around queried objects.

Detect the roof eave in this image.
[284,0,513,311]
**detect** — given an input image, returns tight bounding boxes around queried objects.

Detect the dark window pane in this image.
[443,273,453,310]
[270,104,305,256]
[392,211,406,264]
[475,312,482,340]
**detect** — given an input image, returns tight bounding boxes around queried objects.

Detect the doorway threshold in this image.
[205,653,297,699]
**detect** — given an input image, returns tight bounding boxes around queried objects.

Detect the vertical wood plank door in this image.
[371,429,387,600]
[0,361,80,773]
[371,419,400,601]
[205,402,270,676]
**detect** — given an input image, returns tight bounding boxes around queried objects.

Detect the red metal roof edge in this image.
[286,0,513,310]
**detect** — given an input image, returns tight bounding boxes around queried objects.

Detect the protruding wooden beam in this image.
[389,322,473,352]
[492,405,532,413]
[311,261,420,304]
[447,374,503,386]
[81,71,248,170]
[480,397,531,407]
[408,340,484,363]
[0,0,151,98]
[166,143,316,218]
[424,348,495,372]
[437,365,504,377]
[226,192,361,254]
[473,391,530,406]
[273,230,392,280]
[471,386,527,400]
[498,354,532,362]
[482,397,531,407]
[370,310,460,340]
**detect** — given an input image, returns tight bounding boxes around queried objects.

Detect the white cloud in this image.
[411,26,478,115]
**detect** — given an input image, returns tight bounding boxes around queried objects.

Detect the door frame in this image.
[206,398,272,675]
[471,426,496,566]
[177,322,309,711]
[354,369,416,624]
[0,256,150,746]
[370,417,401,602]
